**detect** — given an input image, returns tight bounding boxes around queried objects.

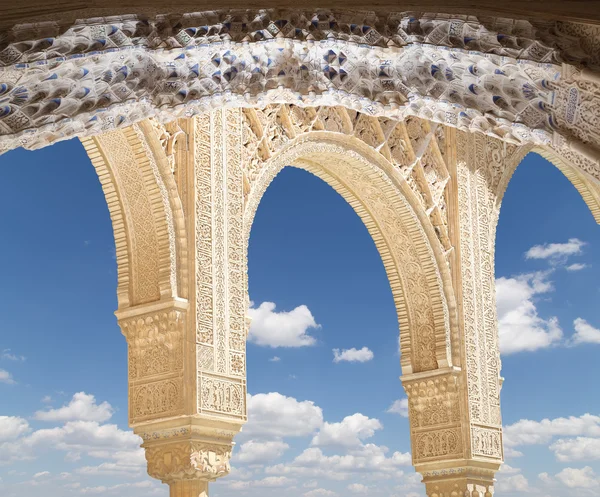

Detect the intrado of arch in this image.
[244,132,456,375]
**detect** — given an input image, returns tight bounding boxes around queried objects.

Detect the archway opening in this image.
[235,163,418,494]
[0,139,158,494]
[494,151,600,495]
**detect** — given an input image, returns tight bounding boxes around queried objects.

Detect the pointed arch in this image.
[244,131,458,375]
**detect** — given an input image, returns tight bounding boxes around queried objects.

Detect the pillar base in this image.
[169,480,209,497]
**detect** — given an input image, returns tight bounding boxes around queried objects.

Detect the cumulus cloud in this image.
[248,302,320,347]
[332,347,373,363]
[504,413,600,448]
[311,414,382,448]
[225,476,295,490]
[348,483,369,493]
[0,416,30,442]
[79,481,158,494]
[0,419,142,467]
[496,271,562,354]
[304,489,337,497]
[243,393,323,439]
[269,356,281,362]
[550,437,600,462]
[569,318,600,346]
[525,238,585,262]
[34,392,114,423]
[386,399,409,418]
[495,474,531,493]
[266,443,411,480]
[234,440,290,464]
[0,368,16,384]
[555,466,600,489]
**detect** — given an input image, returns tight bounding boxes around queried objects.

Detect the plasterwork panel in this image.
[198,373,246,418]
[120,309,186,425]
[414,427,463,461]
[145,441,232,482]
[2,10,598,157]
[192,109,247,420]
[95,130,161,305]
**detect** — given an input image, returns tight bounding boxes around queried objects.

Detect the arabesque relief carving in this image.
[1,5,600,496]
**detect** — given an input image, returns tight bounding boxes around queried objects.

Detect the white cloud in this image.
[0,419,142,466]
[504,413,600,448]
[499,464,522,475]
[269,356,281,362]
[225,476,295,490]
[569,318,600,346]
[304,489,337,497]
[34,392,114,422]
[348,483,369,493]
[496,271,563,354]
[311,414,382,448]
[1,349,25,361]
[80,481,158,494]
[566,263,588,271]
[0,368,16,384]
[0,416,30,442]
[555,466,600,489]
[33,471,50,479]
[496,474,531,493]
[386,399,409,418]
[525,238,585,262]
[332,347,373,363]
[234,440,290,464]
[248,302,320,347]
[550,437,600,462]
[243,393,323,439]
[266,443,411,480]
[41,396,52,404]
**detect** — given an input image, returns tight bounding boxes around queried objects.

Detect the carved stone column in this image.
[399,128,526,496]
[112,109,248,496]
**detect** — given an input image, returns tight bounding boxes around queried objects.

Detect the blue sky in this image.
[0,138,599,497]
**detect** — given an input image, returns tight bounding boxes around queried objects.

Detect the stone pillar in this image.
[399,129,528,496]
[113,109,248,496]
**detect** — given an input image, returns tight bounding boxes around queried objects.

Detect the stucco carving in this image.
[1,9,600,166]
[2,6,600,497]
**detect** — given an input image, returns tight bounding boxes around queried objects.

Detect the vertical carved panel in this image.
[404,373,464,464]
[455,131,524,460]
[195,117,214,350]
[194,110,248,421]
[226,109,247,375]
[212,110,228,375]
[96,130,161,305]
[121,309,186,425]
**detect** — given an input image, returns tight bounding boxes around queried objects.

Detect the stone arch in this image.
[80,122,184,309]
[506,147,600,224]
[243,131,457,375]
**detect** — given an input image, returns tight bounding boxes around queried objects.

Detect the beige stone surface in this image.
[1,5,600,496]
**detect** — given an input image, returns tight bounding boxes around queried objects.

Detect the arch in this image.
[80,123,184,309]
[244,131,457,375]
[492,144,600,225]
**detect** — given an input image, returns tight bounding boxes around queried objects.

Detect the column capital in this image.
[419,461,498,497]
[137,416,243,485]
